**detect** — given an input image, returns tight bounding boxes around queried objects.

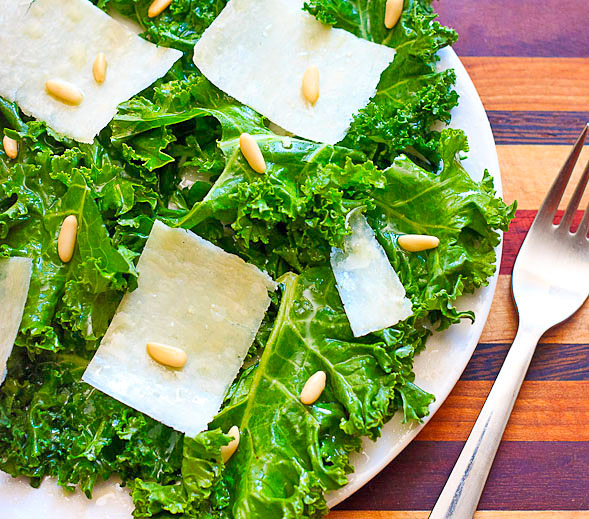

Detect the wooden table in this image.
[329,1,589,517]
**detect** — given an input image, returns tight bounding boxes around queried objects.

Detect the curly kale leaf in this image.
[111,75,371,277]
[132,429,231,518]
[0,108,161,353]
[132,129,514,519]
[0,350,183,496]
[91,0,227,52]
[205,269,432,519]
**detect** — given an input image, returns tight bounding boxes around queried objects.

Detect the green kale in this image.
[0,349,183,496]
[91,0,227,52]
[132,429,231,518]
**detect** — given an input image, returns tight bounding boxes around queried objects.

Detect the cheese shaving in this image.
[0,0,182,143]
[0,258,32,384]
[83,221,276,436]
[193,0,396,145]
[331,211,413,337]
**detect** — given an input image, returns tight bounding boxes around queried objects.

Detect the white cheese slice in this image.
[331,211,412,337]
[83,221,276,436]
[0,0,182,143]
[193,0,396,145]
[0,258,32,384]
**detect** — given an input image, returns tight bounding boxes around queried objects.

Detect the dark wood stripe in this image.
[435,0,588,58]
[463,343,589,381]
[501,210,585,274]
[330,513,589,518]
[501,209,533,275]
[334,442,589,511]
[489,112,589,145]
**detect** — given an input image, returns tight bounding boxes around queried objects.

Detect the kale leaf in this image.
[91,0,227,52]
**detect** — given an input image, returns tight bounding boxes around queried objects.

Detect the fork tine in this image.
[560,159,589,231]
[537,124,588,224]
[577,184,589,238]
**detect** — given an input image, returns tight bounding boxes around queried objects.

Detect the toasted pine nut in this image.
[384,0,403,29]
[302,65,320,104]
[58,215,78,263]
[2,136,18,159]
[146,342,188,369]
[45,79,84,106]
[239,133,266,173]
[220,426,240,463]
[398,234,440,252]
[300,371,326,405]
[93,52,107,84]
[148,0,172,17]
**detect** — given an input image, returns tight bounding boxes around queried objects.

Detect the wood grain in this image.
[460,58,589,112]
[498,145,589,207]
[330,513,589,519]
[480,275,589,343]
[463,343,589,382]
[333,442,589,510]
[489,112,589,145]
[435,0,588,58]
[415,381,589,442]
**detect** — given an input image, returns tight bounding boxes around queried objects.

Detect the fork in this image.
[429,124,589,519]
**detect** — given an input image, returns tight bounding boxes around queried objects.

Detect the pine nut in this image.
[57,215,78,263]
[398,234,440,252]
[302,65,320,104]
[93,52,107,84]
[148,0,172,17]
[146,342,188,369]
[384,0,403,29]
[2,136,18,159]
[220,425,240,463]
[45,79,84,106]
[300,370,326,405]
[239,133,266,174]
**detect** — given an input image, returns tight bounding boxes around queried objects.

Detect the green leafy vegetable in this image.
[91,0,227,52]
[126,129,514,518]
[0,349,184,496]
[132,429,230,517]
[367,128,515,329]
[210,269,431,518]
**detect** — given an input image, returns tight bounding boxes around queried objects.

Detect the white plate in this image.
[0,47,502,517]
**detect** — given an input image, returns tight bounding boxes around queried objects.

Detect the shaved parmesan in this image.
[331,212,412,337]
[83,221,276,436]
[193,0,396,145]
[0,258,32,384]
[0,0,181,143]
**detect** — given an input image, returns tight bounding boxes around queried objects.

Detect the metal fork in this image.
[429,125,589,519]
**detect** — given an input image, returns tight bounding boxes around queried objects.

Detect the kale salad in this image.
[0,0,515,517]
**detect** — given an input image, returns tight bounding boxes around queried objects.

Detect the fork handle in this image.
[429,325,543,519]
